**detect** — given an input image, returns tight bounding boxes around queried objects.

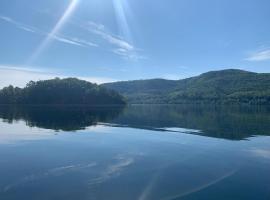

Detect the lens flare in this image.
[27,0,79,64]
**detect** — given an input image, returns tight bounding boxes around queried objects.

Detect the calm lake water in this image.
[0,105,269,200]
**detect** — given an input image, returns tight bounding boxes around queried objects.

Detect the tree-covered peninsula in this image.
[0,78,126,105]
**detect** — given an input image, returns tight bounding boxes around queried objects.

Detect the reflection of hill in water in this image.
[111,105,270,140]
[0,105,269,140]
[0,106,125,131]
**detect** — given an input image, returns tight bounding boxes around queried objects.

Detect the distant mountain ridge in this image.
[102,69,270,104]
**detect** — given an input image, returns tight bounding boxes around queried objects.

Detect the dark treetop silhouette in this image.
[0,78,126,105]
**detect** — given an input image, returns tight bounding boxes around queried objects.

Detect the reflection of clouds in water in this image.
[47,163,97,175]
[3,154,136,193]
[249,148,270,159]
[162,127,201,134]
[0,121,53,144]
[88,155,135,186]
[3,162,97,192]
[86,124,114,133]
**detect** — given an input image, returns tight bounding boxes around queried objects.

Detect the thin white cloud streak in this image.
[1,13,143,60]
[0,15,98,49]
[71,37,98,47]
[0,65,47,73]
[245,49,270,61]
[52,35,85,47]
[0,15,37,33]
[0,66,117,89]
[95,29,134,51]
[1,13,142,60]
[27,0,80,64]
[85,21,143,60]
[88,22,134,50]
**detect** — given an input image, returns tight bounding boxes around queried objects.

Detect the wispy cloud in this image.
[70,37,98,47]
[0,15,37,33]
[85,21,143,60]
[0,14,144,60]
[245,49,270,61]
[0,15,98,48]
[0,65,116,88]
[51,35,85,47]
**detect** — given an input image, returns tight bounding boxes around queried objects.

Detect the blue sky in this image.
[0,0,270,87]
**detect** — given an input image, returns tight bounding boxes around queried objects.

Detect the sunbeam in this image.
[27,0,79,64]
[112,0,133,43]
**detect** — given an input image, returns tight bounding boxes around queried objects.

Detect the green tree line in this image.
[0,78,126,105]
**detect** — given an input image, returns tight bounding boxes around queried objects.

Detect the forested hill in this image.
[102,69,270,104]
[0,78,126,105]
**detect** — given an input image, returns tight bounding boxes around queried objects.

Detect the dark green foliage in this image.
[0,78,126,105]
[103,69,270,105]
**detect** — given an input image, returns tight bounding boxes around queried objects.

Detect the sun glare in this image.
[27,0,79,64]
[112,0,133,43]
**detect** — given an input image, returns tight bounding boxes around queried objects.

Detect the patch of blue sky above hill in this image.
[0,66,117,89]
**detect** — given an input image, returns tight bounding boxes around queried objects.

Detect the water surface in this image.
[0,105,269,200]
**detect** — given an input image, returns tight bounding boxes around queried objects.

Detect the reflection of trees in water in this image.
[0,106,125,131]
[0,105,269,140]
[111,105,270,140]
